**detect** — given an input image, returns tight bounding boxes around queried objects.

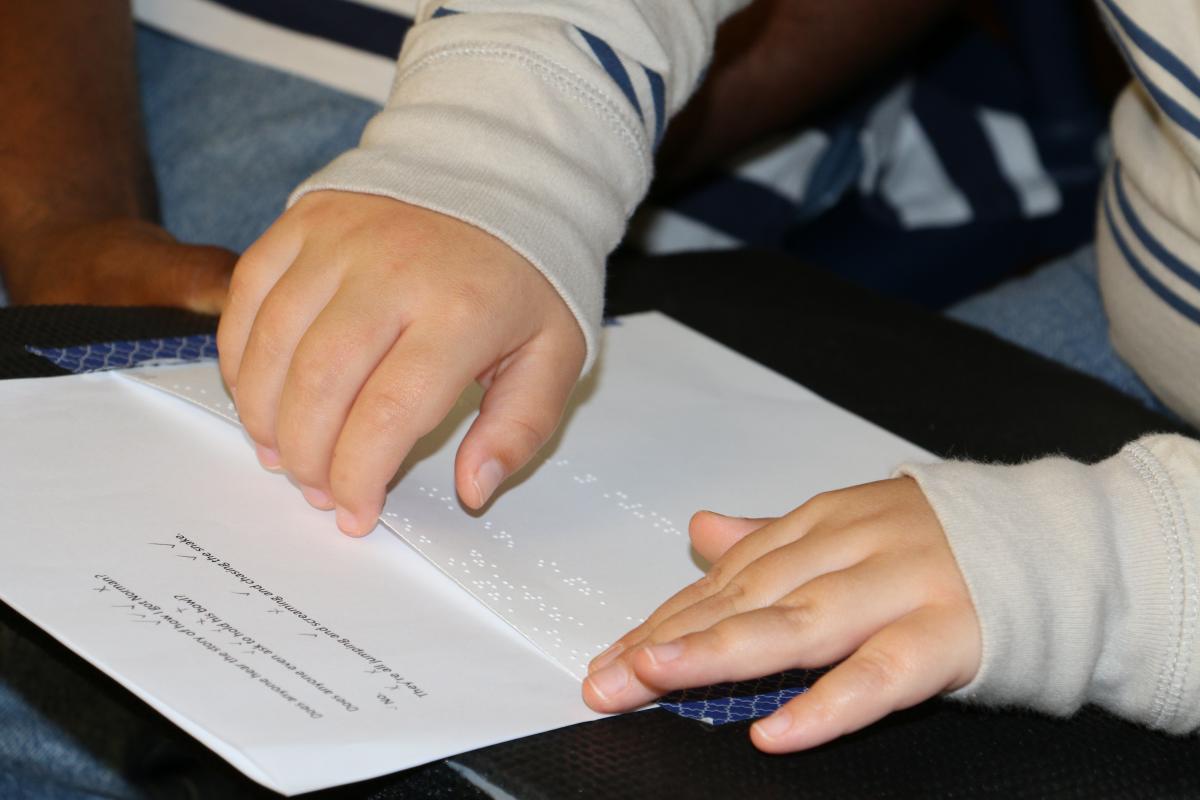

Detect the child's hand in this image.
[583,477,981,752]
[217,191,586,535]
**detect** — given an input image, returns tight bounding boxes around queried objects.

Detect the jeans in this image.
[947,244,1169,416]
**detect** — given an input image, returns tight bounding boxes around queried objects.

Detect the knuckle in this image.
[693,572,718,595]
[286,350,345,411]
[779,601,819,634]
[489,414,552,466]
[713,580,749,616]
[358,385,423,437]
[226,256,263,303]
[853,647,909,694]
[704,561,735,592]
[246,309,294,367]
[806,696,842,731]
[704,624,742,659]
[440,281,495,328]
[799,491,835,518]
[670,582,711,615]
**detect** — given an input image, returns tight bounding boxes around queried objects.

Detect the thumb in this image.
[689,511,775,563]
[454,342,581,509]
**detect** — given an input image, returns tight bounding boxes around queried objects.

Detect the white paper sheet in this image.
[0,313,935,794]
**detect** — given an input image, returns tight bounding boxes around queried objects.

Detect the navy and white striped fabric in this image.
[1094,0,1200,331]
[633,12,1108,308]
[571,26,668,148]
[1097,0,1200,141]
[1104,162,1200,326]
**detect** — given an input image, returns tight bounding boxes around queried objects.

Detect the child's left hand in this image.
[583,477,981,752]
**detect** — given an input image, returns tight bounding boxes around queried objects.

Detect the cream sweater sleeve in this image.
[289,0,749,372]
[899,433,1200,734]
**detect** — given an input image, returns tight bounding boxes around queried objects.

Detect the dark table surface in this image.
[2,249,1197,799]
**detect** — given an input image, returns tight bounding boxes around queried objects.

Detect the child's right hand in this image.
[217,190,586,536]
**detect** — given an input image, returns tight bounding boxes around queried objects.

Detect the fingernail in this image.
[754,710,792,740]
[585,661,629,702]
[644,640,684,666]
[256,445,281,470]
[301,486,333,510]
[335,507,359,536]
[472,459,505,507]
[589,642,625,673]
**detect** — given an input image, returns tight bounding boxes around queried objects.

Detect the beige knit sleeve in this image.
[899,433,1200,733]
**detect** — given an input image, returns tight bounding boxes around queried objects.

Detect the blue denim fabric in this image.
[947,244,1170,416]
[0,27,372,799]
[137,28,379,253]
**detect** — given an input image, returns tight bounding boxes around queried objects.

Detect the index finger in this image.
[327,322,497,535]
[216,218,304,391]
[590,505,821,672]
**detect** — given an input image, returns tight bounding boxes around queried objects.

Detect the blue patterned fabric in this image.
[27,335,217,374]
[659,669,824,726]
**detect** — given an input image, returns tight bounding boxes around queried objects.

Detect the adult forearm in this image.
[657,0,958,187]
[0,1,154,264]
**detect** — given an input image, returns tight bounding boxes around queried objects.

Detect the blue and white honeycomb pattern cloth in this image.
[659,669,823,726]
[27,332,816,726]
[27,335,218,374]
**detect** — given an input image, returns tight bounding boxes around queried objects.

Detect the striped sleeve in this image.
[1094,0,1200,427]
[290,0,750,372]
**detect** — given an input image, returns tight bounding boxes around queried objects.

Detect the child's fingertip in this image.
[585,660,630,704]
[301,485,333,510]
[752,709,793,742]
[256,444,282,470]
[336,507,374,537]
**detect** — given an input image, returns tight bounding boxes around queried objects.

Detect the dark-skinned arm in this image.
[658,0,959,189]
[0,0,234,311]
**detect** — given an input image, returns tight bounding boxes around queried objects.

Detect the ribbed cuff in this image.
[898,437,1199,732]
